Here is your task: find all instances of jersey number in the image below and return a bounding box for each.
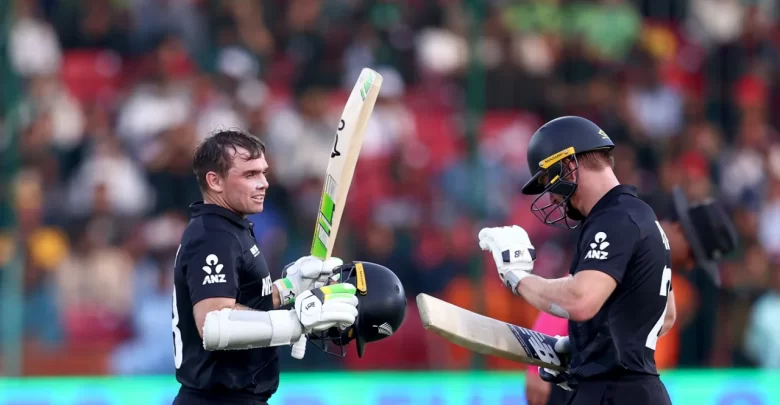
[172,244,183,369]
[172,286,183,369]
[645,266,672,350]
[655,221,671,250]
[646,223,672,350]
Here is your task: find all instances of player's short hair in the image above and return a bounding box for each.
[576,149,615,170]
[192,129,266,191]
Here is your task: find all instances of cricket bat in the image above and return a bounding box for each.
[291,68,383,359]
[416,293,568,371]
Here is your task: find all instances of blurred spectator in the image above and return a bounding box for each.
[110,248,176,375]
[265,82,335,189]
[15,169,67,346]
[758,175,780,257]
[718,108,775,207]
[9,0,61,77]
[359,67,417,160]
[625,49,684,141]
[66,136,153,218]
[744,260,780,368]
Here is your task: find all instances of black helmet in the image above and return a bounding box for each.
[521,116,615,229]
[308,261,407,358]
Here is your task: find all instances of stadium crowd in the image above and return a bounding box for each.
[1,0,779,375]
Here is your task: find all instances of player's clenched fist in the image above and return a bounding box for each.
[539,335,573,391]
[295,283,358,333]
[275,256,344,306]
[478,226,536,293]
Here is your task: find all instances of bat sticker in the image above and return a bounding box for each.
[507,324,565,367]
[331,120,345,158]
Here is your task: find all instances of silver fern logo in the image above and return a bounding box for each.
[375,322,394,336]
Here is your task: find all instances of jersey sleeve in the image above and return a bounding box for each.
[184,231,241,305]
[574,212,639,284]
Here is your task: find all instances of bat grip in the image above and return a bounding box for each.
[291,336,306,359]
[294,251,330,359]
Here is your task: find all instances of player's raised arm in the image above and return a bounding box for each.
[560,212,639,321]
[478,213,640,321]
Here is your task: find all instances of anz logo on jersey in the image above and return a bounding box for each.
[585,232,610,260]
[202,254,227,285]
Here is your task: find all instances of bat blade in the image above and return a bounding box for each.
[311,68,383,259]
[292,68,382,360]
[416,293,568,371]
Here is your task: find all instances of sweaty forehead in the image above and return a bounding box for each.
[228,146,267,171]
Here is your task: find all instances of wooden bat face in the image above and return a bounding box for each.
[417,293,568,371]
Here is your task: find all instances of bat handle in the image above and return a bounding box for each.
[291,335,306,359]
[292,253,329,359]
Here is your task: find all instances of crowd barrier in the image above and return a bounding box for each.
[1,371,778,404]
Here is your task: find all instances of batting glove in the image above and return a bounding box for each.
[295,283,358,333]
[539,335,573,391]
[275,256,343,306]
[478,225,536,294]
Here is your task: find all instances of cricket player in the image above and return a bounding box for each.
[171,130,405,404]
[523,184,738,405]
[479,116,676,405]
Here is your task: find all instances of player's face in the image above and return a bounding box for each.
[224,147,269,216]
[539,173,568,207]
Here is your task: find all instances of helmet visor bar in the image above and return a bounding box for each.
[529,156,581,229]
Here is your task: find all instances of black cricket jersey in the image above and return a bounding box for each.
[172,202,279,402]
[567,185,672,383]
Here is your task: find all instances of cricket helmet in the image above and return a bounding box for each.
[521,116,615,229]
[308,261,407,358]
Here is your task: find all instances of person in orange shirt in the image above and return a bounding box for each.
[524,185,738,405]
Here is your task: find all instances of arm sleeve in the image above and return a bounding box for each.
[184,231,241,305]
[574,212,639,284]
[526,312,569,374]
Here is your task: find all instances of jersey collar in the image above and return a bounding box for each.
[588,184,638,216]
[189,201,254,230]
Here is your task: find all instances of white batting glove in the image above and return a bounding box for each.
[295,283,358,333]
[539,335,573,391]
[274,256,343,306]
[478,225,536,294]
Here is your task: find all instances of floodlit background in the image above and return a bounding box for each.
[0,0,779,404]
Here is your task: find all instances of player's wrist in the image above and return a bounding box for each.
[273,278,297,306]
[504,269,530,295]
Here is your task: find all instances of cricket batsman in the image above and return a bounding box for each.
[171,130,406,405]
[523,182,738,405]
[479,116,682,405]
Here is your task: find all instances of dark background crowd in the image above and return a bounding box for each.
[0,0,779,376]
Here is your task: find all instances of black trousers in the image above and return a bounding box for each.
[173,390,269,405]
[566,375,672,405]
[547,384,574,405]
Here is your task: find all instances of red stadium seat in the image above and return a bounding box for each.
[60,50,123,105]
[412,111,462,173]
